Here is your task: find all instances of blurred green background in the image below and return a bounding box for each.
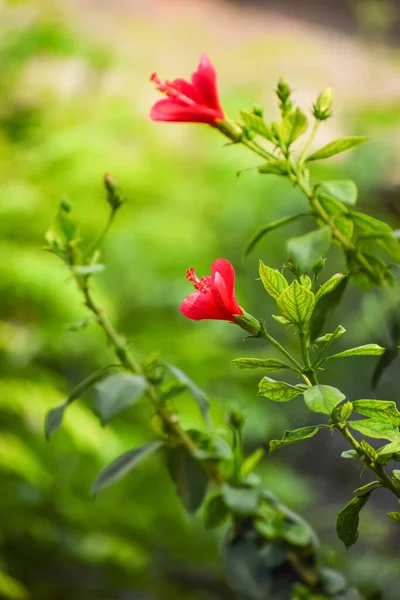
[1,0,400,598]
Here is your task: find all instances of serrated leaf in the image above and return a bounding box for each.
[92,440,163,494]
[244,213,308,256]
[164,364,209,425]
[73,264,105,276]
[387,512,400,523]
[326,344,385,360]
[269,425,327,453]
[258,377,302,402]
[352,400,400,426]
[287,226,332,272]
[232,358,292,371]
[303,385,346,415]
[94,374,147,425]
[319,180,358,206]
[240,110,274,140]
[306,137,368,162]
[277,280,315,325]
[222,485,260,517]
[315,274,347,302]
[259,262,288,300]
[167,446,208,514]
[280,108,308,146]
[336,491,372,549]
[203,494,230,530]
[349,418,400,442]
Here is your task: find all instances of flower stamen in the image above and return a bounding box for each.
[150,73,195,106]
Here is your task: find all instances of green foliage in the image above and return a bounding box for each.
[232,357,292,371]
[166,446,208,514]
[276,281,315,324]
[318,180,358,206]
[259,262,288,299]
[336,491,372,549]
[306,137,368,162]
[287,226,332,272]
[258,377,303,402]
[303,385,345,416]
[269,425,327,454]
[94,373,147,425]
[245,213,308,256]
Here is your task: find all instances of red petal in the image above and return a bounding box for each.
[171,78,202,103]
[150,98,220,124]
[212,259,243,316]
[191,54,224,117]
[180,290,231,321]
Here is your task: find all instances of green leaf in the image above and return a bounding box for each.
[352,400,400,426]
[351,211,392,234]
[376,442,400,464]
[353,481,381,495]
[387,512,400,523]
[73,264,105,276]
[232,358,292,372]
[277,280,315,325]
[258,377,303,403]
[318,180,358,206]
[0,570,29,600]
[271,315,291,325]
[287,226,332,272]
[92,440,163,494]
[315,325,346,344]
[269,425,327,453]
[349,418,400,442]
[167,446,208,514]
[326,344,385,360]
[94,373,147,425]
[158,380,188,401]
[258,160,289,176]
[241,448,265,475]
[341,449,359,459]
[244,213,308,256]
[306,137,368,162]
[303,385,346,415]
[310,277,348,341]
[164,364,209,425]
[315,274,347,302]
[280,108,308,146]
[393,469,400,481]
[240,110,274,140]
[45,366,115,438]
[259,262,288,300]
[318,192,348,215]
[203,494,230,530]
[336,491,372,549]
[222,485,260,517]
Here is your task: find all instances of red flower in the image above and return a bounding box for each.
[180,259,243,322]
[150,54,224,126]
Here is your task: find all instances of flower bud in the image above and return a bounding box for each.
[235,311,263,337]
[227,405,246,430]
[252,104,264,118]
[276,77,291,105]
[104,173,124,210]
[313,87,334,121]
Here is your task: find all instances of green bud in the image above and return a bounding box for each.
[235,311,263,337]
[276,77,291,104]
[104,173,124,210]
[341,401,353,422]
[313,87,334,121]
[60,196,72,213]
[227,404,246,430]
[216,118,243,142]
[252,103,264,118]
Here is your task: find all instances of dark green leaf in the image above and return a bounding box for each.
[94,374,147,425]
[349,418,400,442]
[167,446,208,514]
[277,281,315,325]
[164,364,209,425]
[303,385,346,415]
[244,213,308,256]
[258,377,303,402]
[287,226,332,272]
[269,425,327,453]
[158,380,187,401]
[319,180,358,206]
[232,358,292,371]
[259,262,288,300]
[326,344,385,360]
[73,264,105,276]
[203,494,230,529]
[222,485,260,517]
[240,110,274,140]
[310,277,348,341]
[306,137,368,162]
[352,400,400,426]
[92,440,163,494]
[336,491,372,549]
[45,402,68,440]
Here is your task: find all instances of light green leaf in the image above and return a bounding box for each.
[352,400,400,426]
[336,491,372,549]
[303,385,346,415]
[319,180,358,206]
[94,373,147,425]
[164,363,209,425]
[73,264,105,276]
[341,449,359,459]
[287,226,332,272]
[167,446,208,514]
[376,442,400,464]
[353,481,381,495]
[92,440,164,494]
[326,344,385,360]
[244,213,308,256]
[269,425,327,453]
[277,280,315,325]
[259,261,288,300]
[258,160,289,176]
[272,315,291,325]
[232,358,292,371]
[315,274,347,302]
[241,448,265,475]
[280,108,308,146]
[349,418,400,442]
[240,110,274,140]
[0,570,29,600]
[222,484,260,517]
[387,512,400,524]
[258,377,303,402]
[392,469,400,481]
[306,137,368,162]
[315,325,346,344]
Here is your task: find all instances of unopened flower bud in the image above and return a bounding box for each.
[104,173,124,210]
[313,87,334,121]
[227,405,246,430]
[276,77,291,105]
[252,104,264,118]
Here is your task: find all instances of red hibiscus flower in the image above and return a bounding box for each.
[180,258,243,322]
[150,54,224,126]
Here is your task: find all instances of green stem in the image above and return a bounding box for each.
[298,327,318,386]
[297,119,320,165]
[87,208,117,257]
[241,137,279,162]
[260,328,303,371]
